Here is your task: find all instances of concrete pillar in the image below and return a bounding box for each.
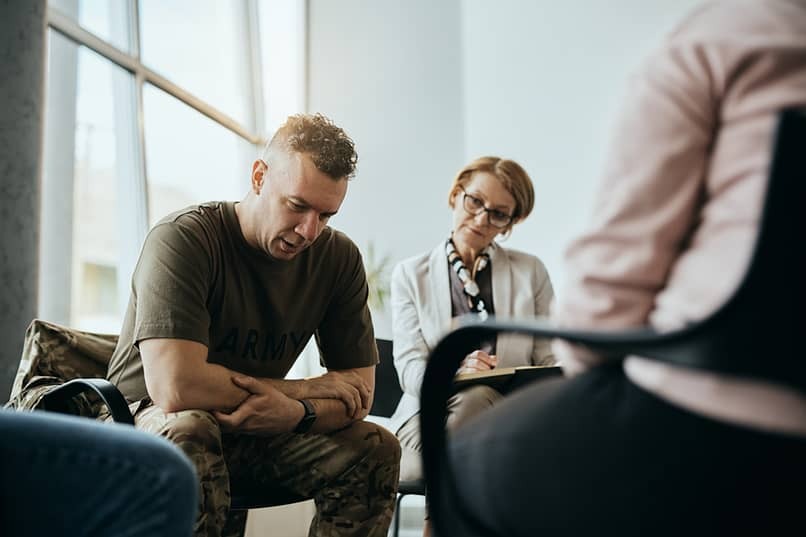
[0,0,47,401]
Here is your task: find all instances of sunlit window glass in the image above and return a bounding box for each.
[142,84,253,226]
[40,0,304,337]
[49,0,132,53]
[41,30,140,333]
[257,0,306,135]
[139,0,253,128]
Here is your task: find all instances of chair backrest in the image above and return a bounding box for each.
[369,338,402,418]
[627,107,805,389]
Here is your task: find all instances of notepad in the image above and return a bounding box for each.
[453,365,563,394]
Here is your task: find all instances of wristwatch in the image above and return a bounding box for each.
[294,399,316,433]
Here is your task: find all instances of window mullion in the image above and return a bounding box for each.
[246,0,266,141]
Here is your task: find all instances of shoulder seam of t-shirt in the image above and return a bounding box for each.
[134,321,210,348]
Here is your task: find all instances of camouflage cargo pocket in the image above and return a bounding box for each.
[5,375,98,416]
[6,319,118,415]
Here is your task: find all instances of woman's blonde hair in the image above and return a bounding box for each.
[448,156,535,227]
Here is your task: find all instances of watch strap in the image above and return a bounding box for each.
[294,399,316,433]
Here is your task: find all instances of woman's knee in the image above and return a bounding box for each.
[447,385,502,429]
[398,443,422,482]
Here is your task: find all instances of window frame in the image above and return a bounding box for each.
[39,0,297,329]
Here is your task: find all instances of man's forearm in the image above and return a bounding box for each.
[262,378,307,400]
[152,361,250,413]
[262,370,374,419]
[140,338,251,414]
[204,369,375,435]
[305,398,367,433]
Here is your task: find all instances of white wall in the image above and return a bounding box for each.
[308,0,465,337]
[307,0,703,329]
[461,0,702,297]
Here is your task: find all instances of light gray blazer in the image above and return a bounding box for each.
[389,241,555,433]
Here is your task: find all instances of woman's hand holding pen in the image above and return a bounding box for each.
[456,349,498,375]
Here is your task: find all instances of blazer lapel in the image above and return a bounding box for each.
[489,242,512,312]
[427,242,452,347]
[489,243,515,362]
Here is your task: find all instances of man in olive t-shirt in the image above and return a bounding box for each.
[105,114,400,537]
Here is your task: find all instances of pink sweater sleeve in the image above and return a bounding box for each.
[553,33,717,373]
[554,0,806,376]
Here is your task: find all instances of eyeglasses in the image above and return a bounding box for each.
[459,187,513,229]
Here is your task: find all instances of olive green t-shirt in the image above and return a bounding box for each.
[106,201,378,403]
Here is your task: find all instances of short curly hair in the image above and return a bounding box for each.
[265,113,358,180]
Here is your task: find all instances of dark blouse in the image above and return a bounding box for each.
[448,258,497,354]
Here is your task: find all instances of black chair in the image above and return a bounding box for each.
[419,108,806,537]
[372,338,427,537]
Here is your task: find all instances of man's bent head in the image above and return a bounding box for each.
[239,114,356,261]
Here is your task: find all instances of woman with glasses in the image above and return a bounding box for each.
[389,156,555,534]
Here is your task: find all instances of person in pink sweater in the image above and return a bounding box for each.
[436,2,806,536]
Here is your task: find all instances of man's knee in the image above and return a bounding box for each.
[140,408,229,527]
[334,420,401,480]
[136,407,224,473]
[135,403,218,436]
[335,421,401,501]
[355,420,401,464]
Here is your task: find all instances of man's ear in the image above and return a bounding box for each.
[251,160,267,193]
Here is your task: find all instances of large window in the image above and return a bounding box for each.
[142,85,252,225]
[40,0,305,333]
[139,0,255,128]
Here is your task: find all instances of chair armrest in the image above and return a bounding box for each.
[41,378,135,425]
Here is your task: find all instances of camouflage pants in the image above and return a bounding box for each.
[122,400,400,537]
